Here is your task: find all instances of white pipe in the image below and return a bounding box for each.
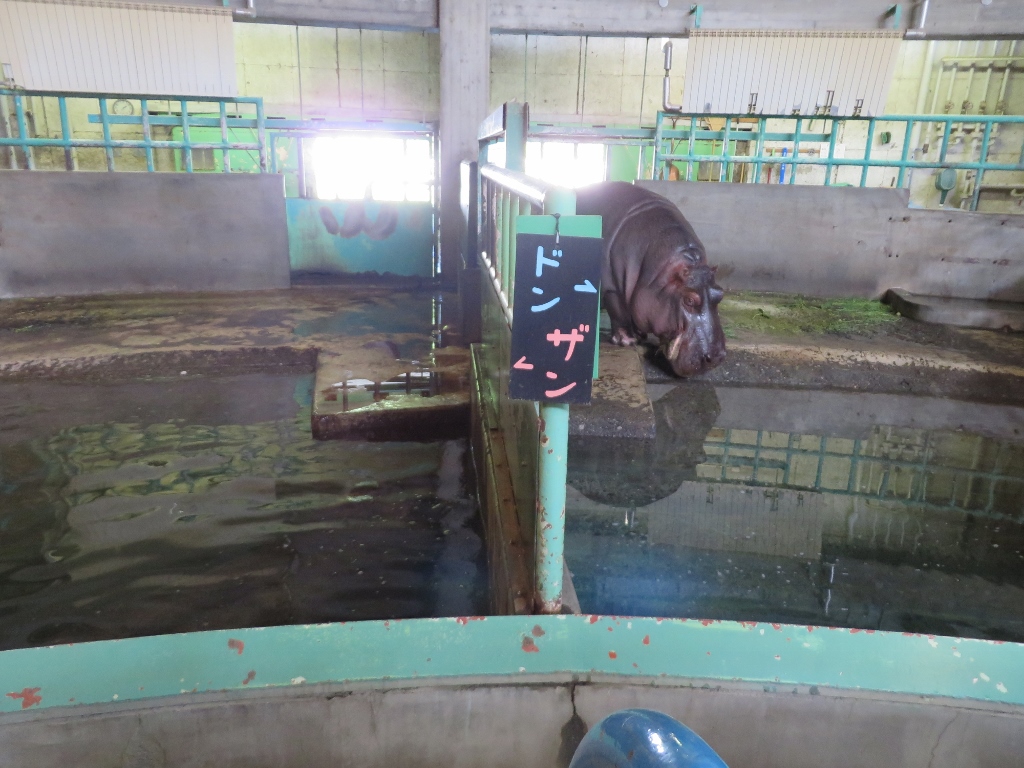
[913,41,937,115]
[980,41,998,113]
[996,40,1018,113]
[911,40,936,156]
[906,0,930,38]
[662,40,682,112]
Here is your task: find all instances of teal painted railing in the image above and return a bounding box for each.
[0,88,267,172]
[0,88,436,190]
[474,102,587,613]
[2,615,1023,714]
[653,110,1024,211]
[478,160,577,613]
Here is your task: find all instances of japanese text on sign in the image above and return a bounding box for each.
[509,227,603,404]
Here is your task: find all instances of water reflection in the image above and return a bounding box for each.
[566,383,1024,640]
[0,374,486,651]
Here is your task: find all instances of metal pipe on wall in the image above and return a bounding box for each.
[906,0,930,38]
[662,40,682,112]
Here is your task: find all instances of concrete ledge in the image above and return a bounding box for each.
[312,348,471,441]
[570,343,656,439]
[0,172,290,298]
[886,288,1024,332]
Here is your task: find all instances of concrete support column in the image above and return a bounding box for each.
[439,0,489,286]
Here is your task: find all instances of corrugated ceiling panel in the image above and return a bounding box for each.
[0,0,236,96]
[682,30,901,116]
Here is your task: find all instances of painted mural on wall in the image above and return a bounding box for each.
[287,199,434,278]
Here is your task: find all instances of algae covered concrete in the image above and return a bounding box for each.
[643,290,1024,407]
[0,286,470,441]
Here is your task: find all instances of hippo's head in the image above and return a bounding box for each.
[638,259,727,377]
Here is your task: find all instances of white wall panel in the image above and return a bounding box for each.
[682,30,901,116]
[0,0,235,95]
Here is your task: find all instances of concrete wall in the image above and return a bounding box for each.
[637,180,1024,301]
[24,0,1024,37]
[2,678,1024,768]
[0,172,290,298]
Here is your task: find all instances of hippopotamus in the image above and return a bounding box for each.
[574,182,726,377]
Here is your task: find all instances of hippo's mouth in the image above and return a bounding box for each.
[663,333,685,362]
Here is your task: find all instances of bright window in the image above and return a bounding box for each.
[485,140,607,188]
[526,141,606,188]
[311,135,433,202]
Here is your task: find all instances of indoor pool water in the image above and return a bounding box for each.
[566,383,1024,641]
[0,373,487,651]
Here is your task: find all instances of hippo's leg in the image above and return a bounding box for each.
[604,290,639,347]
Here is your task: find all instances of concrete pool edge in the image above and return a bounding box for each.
[2,614,1021,715]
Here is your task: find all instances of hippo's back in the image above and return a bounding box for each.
[575,182,703,257]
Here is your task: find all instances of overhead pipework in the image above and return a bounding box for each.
[906,0,930,38]
[662,40,682,113]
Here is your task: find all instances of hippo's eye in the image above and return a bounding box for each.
[683,293,702,310]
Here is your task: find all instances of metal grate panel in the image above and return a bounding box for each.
[0,0,235,96]
[682,30,901,117]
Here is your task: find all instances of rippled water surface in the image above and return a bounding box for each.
[0,374,486,651]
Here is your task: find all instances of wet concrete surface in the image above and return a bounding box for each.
[640,291,1024,405]
[0,373,487,652]
[0,287,471,441]
[566,382,1024,641]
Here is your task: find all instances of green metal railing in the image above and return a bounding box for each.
[0,88,267,172]
[654,111,1024,211]
[474,102,587,613]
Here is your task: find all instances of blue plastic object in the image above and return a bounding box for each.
[569,709,729,768]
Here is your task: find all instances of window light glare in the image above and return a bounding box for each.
[311,135,433,202]
[525,141,607,189]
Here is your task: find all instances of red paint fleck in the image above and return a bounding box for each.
[632,663,638,668]
[850,629,862,634]
[740,621,757,629]
[455,616,485,625]
[242,671,256,686]
[706,651,711,656]
[700,619,714,627]
[607,627,613,632]
[6,688,42,709]
[642,635,650,645]
[807,626,815,632]
[522,636,540,653]
[608,651,617,659]
[228,638,244,655]
[589,616,599,624]
[865,630,876,635]
[384,621,390,630]
[771,623,782,631]
[532,625,546,638]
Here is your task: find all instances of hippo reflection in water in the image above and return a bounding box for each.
[575,182,727,377]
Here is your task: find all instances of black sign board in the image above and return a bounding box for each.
[508,229,603,404]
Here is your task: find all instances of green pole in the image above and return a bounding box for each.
[535,185,576,614]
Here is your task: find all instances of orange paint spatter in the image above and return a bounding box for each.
[6,688,41,709]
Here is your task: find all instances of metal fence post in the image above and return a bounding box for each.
[535,184,576,614]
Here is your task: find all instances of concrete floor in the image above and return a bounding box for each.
[2,286,1020,398]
